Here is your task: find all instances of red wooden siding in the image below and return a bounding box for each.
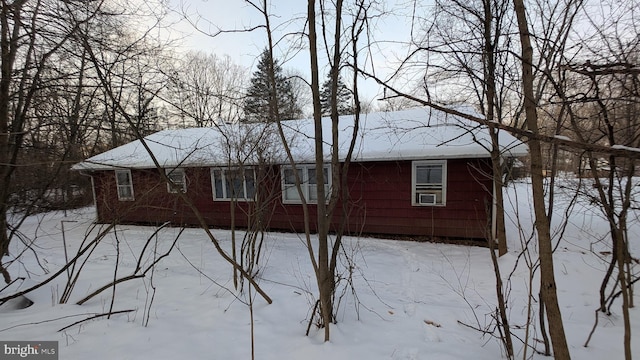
[91,158,494,241]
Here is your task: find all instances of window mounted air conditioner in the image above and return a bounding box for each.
[419,193,437,205]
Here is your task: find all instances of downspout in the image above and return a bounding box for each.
[79,170,98,222]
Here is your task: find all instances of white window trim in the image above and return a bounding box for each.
[165,168,187,193]
[211,167,256,201]
[115,169,134,201]
[411,160,447,206]
[281,164,331,204]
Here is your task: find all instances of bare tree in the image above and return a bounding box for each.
[0,0,115,283]
[208,121,284,290]
[360,0,589,356]
[76,17,274,305]
[512,0,571,358]
[237,0,380,341]
[81,23,170,146]
[168,51,247,127]
[382,0,521,354]
[301,0,378,341]
[551,9,638,359]
[514,1,640,357]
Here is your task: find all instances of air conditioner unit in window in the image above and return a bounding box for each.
[419,193,437,205]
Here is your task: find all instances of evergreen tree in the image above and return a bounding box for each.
[243,49,303,122]
[319,71,354,116]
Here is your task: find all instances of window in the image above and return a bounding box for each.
[412,160,446,206]
[166,168,186,193]
[115,169,134,201]
[282,165,330,203]
[211,168,256,201]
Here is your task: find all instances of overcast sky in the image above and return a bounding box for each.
[164,0,420,106]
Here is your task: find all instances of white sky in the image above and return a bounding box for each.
[163,0,419,106]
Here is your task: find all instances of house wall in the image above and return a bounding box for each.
[266,159,493,240]
[91,158,494,240]
[92,167,259,228]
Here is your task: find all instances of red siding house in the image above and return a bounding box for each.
[72,108,527,241]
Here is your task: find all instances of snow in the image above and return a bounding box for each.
[1,179,638,359]
[72,108,528,171]
[611,144,640,152]
[554,135,572,141]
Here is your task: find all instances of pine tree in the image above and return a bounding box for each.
[243,49,303,122]
[319,71,354,116]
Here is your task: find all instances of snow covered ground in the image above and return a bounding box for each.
[0,179,638,359]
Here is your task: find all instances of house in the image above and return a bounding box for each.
[72,107,528,241]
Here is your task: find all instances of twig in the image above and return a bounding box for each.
[76,274,145,305]
[606,275,640,313]
[0,277,25,294]
[107,228,121,319]
[175,246,247,305]
[0,223,116,304]
[306,300,320,336]
[456,320,494,335]
[57,309,135,332]
[0,313,92,333]
[584,308,600,347]
[75,228,183,305]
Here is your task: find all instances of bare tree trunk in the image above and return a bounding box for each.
[480,1,513,354]
[614,226,632,360]
[487,218,514,358]
[231,191,238,289]
[539,292,551,355]
[481,0,508,258]
[512,0,570,358]
[308,0,332,342]
[617,166,633,360]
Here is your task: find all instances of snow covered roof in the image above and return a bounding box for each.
[72,107,528,171]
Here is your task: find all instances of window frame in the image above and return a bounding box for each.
[411,160,447,206]
[114,169,135,201]
[281,164,331,204]
[165,168,187,193]
[210,167,256,201]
